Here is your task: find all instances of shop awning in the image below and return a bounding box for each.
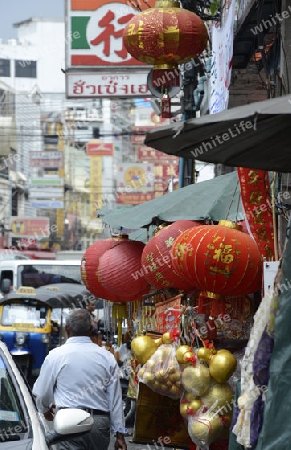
[102,171,243,230]
[144,94,291,173]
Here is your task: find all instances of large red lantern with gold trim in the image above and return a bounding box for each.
[98,239,150,301]
[80,239,122,301]
[123,0,208,69]
[141,220,202,290]
[171,221,263,296]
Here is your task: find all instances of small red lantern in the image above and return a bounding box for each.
[80,239,121,302]
[141,220,202,290]
[171,221,263,296]
[123,0,208,70]
[98,239,150,301]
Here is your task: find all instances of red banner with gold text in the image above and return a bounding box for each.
[237,168,275,260]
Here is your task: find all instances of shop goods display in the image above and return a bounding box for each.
[138,343,183,399]
[80,238,121,301]
[141,220,200,290]
[123,0,208,69]
[98,239,149,300]
[171,221,262,296]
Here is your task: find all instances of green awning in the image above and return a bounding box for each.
[102,171,244,230]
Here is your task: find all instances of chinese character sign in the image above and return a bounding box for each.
[90,156,103,219]
[67,0,155,68]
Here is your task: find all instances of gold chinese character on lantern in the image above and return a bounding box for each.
[213,243,234,264]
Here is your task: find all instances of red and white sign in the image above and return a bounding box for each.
[116,192,155,205]
[66,72,151,98]
[66,0,155,97]
[86,140,114,156]
[10,217,50,238]
[137,146,179,162]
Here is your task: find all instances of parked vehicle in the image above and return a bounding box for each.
[0,259,82,295]
[0,283,93,382]
[0,339,93,448]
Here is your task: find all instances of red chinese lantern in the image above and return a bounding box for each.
[123,0,208,117]
[98,239,150,301]
[171,220,263,296]
[123,0,208,70]
[80,239,122,302]
[141,220,202,290]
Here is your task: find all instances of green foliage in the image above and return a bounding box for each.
[210,0,220,16]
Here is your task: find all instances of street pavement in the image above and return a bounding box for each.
[108,427,180,450]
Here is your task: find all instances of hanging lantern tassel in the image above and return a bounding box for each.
[161,94,172,118]
[112,303,127,346]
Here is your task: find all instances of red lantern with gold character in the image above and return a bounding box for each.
[171,221,263,296]
[141,220,201,290]
[123,0,208,70]
[98,239,150,301]
[80,239,121,302]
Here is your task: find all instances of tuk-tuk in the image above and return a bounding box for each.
[0,283,95,383]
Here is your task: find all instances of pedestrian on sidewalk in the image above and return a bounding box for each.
[32,308,127,450]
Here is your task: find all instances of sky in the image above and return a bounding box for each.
[0,0,65,40]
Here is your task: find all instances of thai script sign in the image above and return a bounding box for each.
[66,72,151,98]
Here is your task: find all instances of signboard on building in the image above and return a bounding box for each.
[29,151,64,169]
[30,177,64,186]
[116,192,155,205]
[10,217,50,237]
[29,187,64,199]
[86,140,114,156]
[90,156,103,219]
[66,72,151,98]
[137,146,179,163]
[65,0,155,98]
[30,200,64,209]
[116,163,154,193]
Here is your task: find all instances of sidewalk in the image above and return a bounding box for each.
[108,427,180,450]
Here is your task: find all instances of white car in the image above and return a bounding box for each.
[0,341,93,449]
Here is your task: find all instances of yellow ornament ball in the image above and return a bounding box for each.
[180,402,189,417]
[176,345,193,364]
[201,382,234,414]
[197,346,217,363]
[209,349,237,383]
[182,364,212,396]
[131,335,160,365]
[162,332,173,344]
[189,412,224,445]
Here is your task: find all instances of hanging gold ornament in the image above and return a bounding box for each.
[131,335,162,365]
[197,346,217,362]
[201,382,234,413]
[209,349,237,383]
[181,364,212,396]
[189,412,225,446]
[176,344,193,364]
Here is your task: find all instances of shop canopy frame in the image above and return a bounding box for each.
[144,94,291,173]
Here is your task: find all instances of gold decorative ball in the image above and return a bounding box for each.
[162,332,173,344]
[201,383,234,413]
[180,402,189,417]
[197,346,217,362]
[131,336,160,365]
[189,412,224,445]
[188,399,203,414]
[176,345,192,364]
[184,391,197,402]
[209,349,237,383]
[142,371,155,384]
[182,364,212,396]
[169,371,181,383]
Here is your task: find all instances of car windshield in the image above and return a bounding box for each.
[0,355,28,441]
[1,304,48,328]
[18,264,82,288]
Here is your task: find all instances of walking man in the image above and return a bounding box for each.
[32,309,127,450]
